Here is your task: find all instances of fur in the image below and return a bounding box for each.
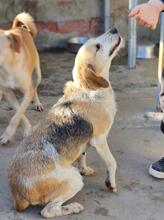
[8,28,124,217]
[0,12,43,144]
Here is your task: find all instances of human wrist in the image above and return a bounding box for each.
[148,0,164,12]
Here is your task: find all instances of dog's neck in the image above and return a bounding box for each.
[72,65,111,89]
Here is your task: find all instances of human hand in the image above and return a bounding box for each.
[129,0,164,29]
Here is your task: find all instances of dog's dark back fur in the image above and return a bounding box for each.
[15,101,93,161]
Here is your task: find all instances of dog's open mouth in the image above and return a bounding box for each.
[109,36,121,56]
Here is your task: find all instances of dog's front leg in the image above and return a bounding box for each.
[90,135,117,192]
[78,152,94,176]
[0,86,34,144]
[33,56,43,112]
[3,89,32,137]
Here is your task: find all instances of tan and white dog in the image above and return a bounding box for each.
[8,28,124,217]
[0,12,43,144]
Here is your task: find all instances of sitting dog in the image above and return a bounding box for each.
[0,12,43,144]
[8,28,124,217]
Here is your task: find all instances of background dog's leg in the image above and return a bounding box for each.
[33,56,43,112]
[0,86,34,144]
[41,167,84,218]
[78,152,94,176]
[90,135,117,192]
[3,89,32,137]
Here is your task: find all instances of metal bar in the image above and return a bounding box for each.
[156,12,164,110]
[128,0,138,69]
[104,0,110,32]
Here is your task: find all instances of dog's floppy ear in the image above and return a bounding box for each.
[7,33,21,53]
[79,63,109,90]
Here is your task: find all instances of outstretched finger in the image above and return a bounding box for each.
[128,7,140,18]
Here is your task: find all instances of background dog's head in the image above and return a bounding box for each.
[73,28,124,90]
[0,12,36,65]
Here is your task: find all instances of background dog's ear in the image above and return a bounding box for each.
[79,64,109,90]
[7,33,21,53]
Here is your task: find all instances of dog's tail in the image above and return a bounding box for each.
[12,12,37,38]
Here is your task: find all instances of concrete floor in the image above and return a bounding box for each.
[0,52,163,220]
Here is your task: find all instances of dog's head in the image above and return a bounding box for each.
[73,28,124,90]
[0,30,21,63]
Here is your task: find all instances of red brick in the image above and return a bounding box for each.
[0,17,102,35]
[90,17,102,34]
[57,0,74,4]
[36,22,57,32]
[0,23,11,30]
[56,20,90,34]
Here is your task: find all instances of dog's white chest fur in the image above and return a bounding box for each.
[89,88,117,121]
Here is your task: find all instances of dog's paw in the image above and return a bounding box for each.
[80,166,95,176]
[41,202,84,217]
[62,202,84,215]
[109,186,117,193]
[36,103,44,112]
[41,204,62,218]
[105,179,117,192]
[0,133,10,145]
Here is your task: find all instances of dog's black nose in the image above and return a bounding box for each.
[110,27,118,34]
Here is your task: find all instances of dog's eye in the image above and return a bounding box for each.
[95,44,101,51]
